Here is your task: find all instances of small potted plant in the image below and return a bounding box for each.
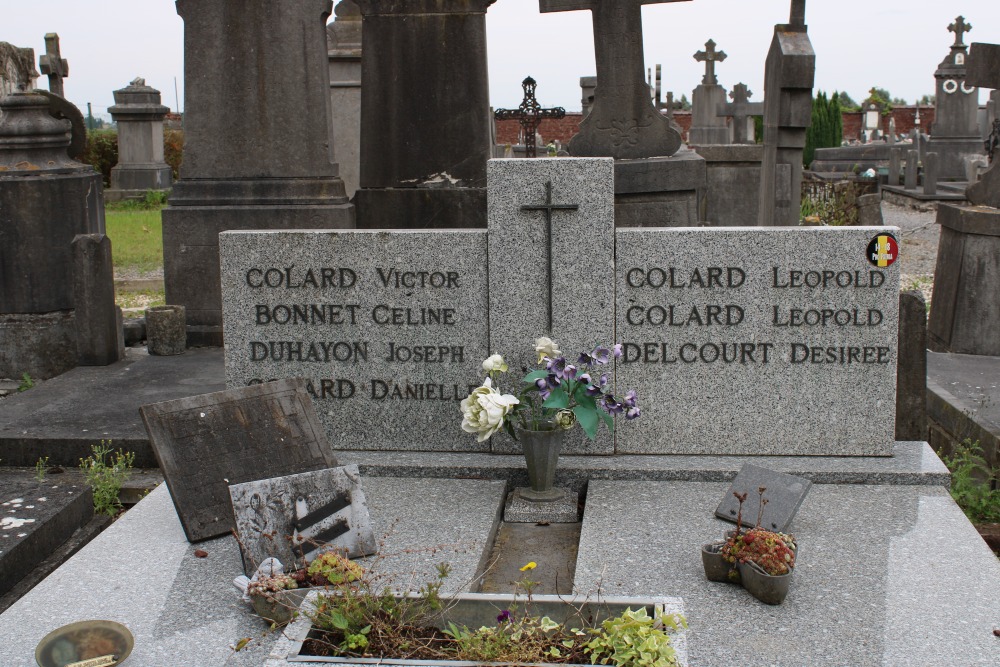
[461,337,640,499]
[247,573,299,624]
[703,487,798,605]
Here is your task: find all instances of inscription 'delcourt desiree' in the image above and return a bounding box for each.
[242,262,894,403]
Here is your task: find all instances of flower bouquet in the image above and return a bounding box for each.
[460,337,639,501]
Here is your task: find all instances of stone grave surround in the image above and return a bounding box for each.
[221,158,900,458]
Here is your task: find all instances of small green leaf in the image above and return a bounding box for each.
[523,369,548,383]
[574,405,599,439]
[543,388,570,410]
[599,408,614,429]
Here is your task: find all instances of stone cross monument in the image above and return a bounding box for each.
[495,77,567,158]
[719,83,763,145]
[757,0,815,226]
[927,15,983,180]
[688,39,730,145]
[38,33,68,98]
[538,0,689,159]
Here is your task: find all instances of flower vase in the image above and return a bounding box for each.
[736,561,794,605]
[515,421,564,502]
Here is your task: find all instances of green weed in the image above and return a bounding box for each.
[939,440,1000,524]
[79,441,135,517]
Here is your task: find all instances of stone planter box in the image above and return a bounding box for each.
[264,590,687,666]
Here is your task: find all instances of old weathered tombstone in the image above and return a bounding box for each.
[688,39,730,145]
[353,0,493,230]
[139,379,340,542]
[106,78,173,201]
[495,77,566,158]
[0,42,38,96]
[719,83,763,145]
[888,147,902,185]
[0,92,104,380]
[580,75,597,118]
[540,1,706,227]
[758,0,815,227]
[327,0,362,198]
[219,229,490,452]
[539,0,683,159]
[896,290,927,441]
[163,0,355,346]
[927,16,984,180]
[714,464,812,532]
[71,234,125,367]
[488,158,615,455]
[229,465,376,574]
[923,152,939,195]
[904,149,919,190]
[38,33,68,98]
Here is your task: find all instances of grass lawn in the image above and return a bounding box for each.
[105,207,164,276]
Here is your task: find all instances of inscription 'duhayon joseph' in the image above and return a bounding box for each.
[242,263,895,402]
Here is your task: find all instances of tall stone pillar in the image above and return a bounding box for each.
[0,92,105,379]
[327,1,363,198]
[164,0,355,344]
[353,0,494,229]
[928,16,984,180]
[107,78,173,200]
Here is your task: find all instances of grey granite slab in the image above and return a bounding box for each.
[575,480,1000,666]
[220,229,490,452]
[616,226,900,456]
[714,463,812,532]
[504,488,579,523]
[487,157,616,456]
[229,465,376,574]
[0,477,506,667]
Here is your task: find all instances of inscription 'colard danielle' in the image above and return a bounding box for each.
[248,377,479,402]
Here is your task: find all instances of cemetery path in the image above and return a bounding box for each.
[883,201,938,305]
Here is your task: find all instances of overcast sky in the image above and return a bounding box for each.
[2,0,994,120]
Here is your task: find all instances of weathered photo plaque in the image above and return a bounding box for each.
[229,464,377,574]
[139,379,339,542]
[715,463,813,532]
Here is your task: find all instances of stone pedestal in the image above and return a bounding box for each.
[327,1,362,198]
[353,0,493,229]
[695,144,762,227]
[146,305,187,356]
[688,84,730,145]
[614,151,707,227]
[72,234,125,366]
[165,0,355,343]
[0,92,104,379]
[928,204,1000,355]
[106,79,173,200]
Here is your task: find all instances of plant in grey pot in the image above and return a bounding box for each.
[460,337,640,499]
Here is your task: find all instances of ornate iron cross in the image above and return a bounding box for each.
[39,33,69,98]
[694,39,727,86]
[520,181,579,333]
[495,77,566,158]
[948,16,972,47]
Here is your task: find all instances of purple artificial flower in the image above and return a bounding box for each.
[548,357,567,378]
[592,346,612,365]
[626,406,641,420]
[623,390,638,408]
[599,374,610,388]
[586,383,604,397]
[497,609,514,624]
[546,372,562,388]
[602,395,624,415]
[535,377,552,400]
[578,351,595,366]
[562,364,577,380]
[578,373,592,386]
[612,343,623,359]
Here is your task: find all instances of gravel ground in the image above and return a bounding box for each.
[882,200,939,305]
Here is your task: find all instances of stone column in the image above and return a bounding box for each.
[107,78,173,200]
[888,148,901,186]
[0,92,105,379]
[164,0,355,344]
[923,152,939,195]
[353,0,494,229]
[327,1,362,198]
[904,150,918,190]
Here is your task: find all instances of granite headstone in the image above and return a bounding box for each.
[139,379,340,542]
[229,464,376,575]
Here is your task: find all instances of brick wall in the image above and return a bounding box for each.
[842,106,937,141]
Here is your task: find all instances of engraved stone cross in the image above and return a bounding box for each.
[38,33,69,98]
[694,39,727,86]
[948,16,972,47]
[520,181,579,333]
[538,0,690,159]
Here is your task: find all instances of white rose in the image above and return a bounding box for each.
[482,354,508,373]
[460,378,519,442]
[534,336,561,363]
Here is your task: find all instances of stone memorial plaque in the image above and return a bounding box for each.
[616,227,900,456]
[220,229,490,451]
[139,379,338,542]
[715,464,813,532]
[229,464,376,574]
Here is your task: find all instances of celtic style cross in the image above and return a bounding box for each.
[948,16,972,47]
[538,0,689,159]
[521,181,579,333]
[495,77,566,158]
[39,33,69,98]
[694,39,727,86]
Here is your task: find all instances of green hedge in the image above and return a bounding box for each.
[80,129,184,187]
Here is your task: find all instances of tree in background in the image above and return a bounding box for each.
[829,92,843,148]
[917,94,936,106]
[804,91,842,168]
[837,91,860,111]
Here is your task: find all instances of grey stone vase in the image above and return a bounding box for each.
[515,420,565,502]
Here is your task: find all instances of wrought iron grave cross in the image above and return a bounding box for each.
[538,0,689,159]
[520,181,579,333]
[39,33,69,98]
[694,39,727,86]
[494,77,566,158]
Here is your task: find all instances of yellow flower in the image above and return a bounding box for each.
[519,561,537,571]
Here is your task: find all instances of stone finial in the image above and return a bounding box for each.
[130,77,146,87]
[694,39,727,86]
[948,16,972,48]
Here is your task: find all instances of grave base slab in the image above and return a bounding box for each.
[504,488,579,523]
